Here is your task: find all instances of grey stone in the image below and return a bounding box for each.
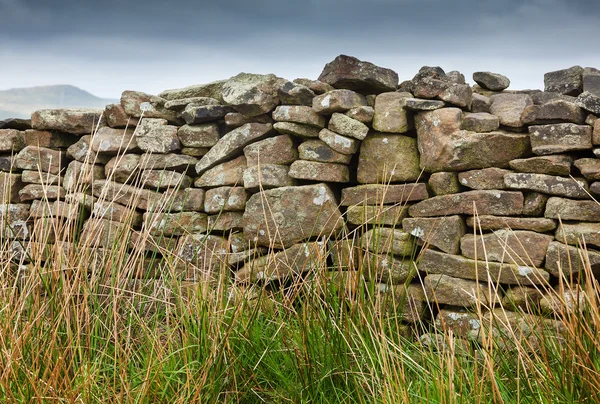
[273,122,320,138]
[164,97,220,111]
[545,241,600,278]
[473,71,510,91]
[181,104,234,124]
[372,92,411,133]
[221,73,284,117]
[489,93,533,127]
[471,93,491,113]
[504,173,589,199]
[159,80,226,102]
[402,215,466,254]
[318,54,398,93]
[312,89,367,115]
[293,78,335,94]
[105,103,139,128]
[340,184,429,206]
[404,98,445,111]
[523,192,549,216]
[31,108,105,134]
[576,91,600,115]
[277,81,315,106]
[429,172,461,195]
[328,113,369,140]
[242,164,296,191]
[555,222,600,249]
[177,123,220,148]
[91,127,139,155]
[289,160,350,183]
[194,155,247,188]
[0,129,25,152]
[544,66,583,96]
[204,186,248,214]
[529,123,592,155]
[408,190,524,217]
[424,274,500,307]
[243,134,297,166]
[357,134,421,183]
[135,118,180,153]
[120,90,179,122]
[574,158,600,180]
[466,216,557,233]
[272,105,325,128]
[14,146,66,175]
[298,140,352,164]
[345,106,374,123]
[545,197,600,222]
[458,168,512,190]
[461,112,499,132]
[509,155,573,176]
[522,100,586,125]
[318,129,359,155]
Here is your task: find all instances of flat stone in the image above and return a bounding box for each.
[576,91,600,114]
[139,170,192,190]
[243,183,344,248]
[277,81,315,106]
[194,155,247,188]
[529,123,592,155]
[361,228,415,257]
[458,168,512,190]
[120,90,179,121]
[502,286,544,310]
[328,113,369,140]
[345,204,409,226]
[104,103,138,128]
[23,130,78,149]
[180,147,209,157]
[31,108,105,134]
[583,67,600,97]
[312,89,367,115]
[67,135,108,165]
[545,241,600,278]
[64,160,105,192]
[224,112,273,129]
[0,204,31,239]
[30,200,83,220]
[428,172,461,195]
[522,100,586,125]
[143,211,207,237]
[138,153,198,173]
[466,216,557,233]
[14,146,66,175]
[372,92,411,133]
[404,98,445,111]
[207,211,244,231]
[418,249,550,286]
[204,186,247,214]
[376,283,427,323]
[273,122,320,138]
[504,173,589,199]
[544,66,583,96]
[402,215,466,254]
[341,183,429,206]
[21,170,62,185]
[435,309,482,340]
[489,93,533,127]
[461,230,553,267]
[574,158,600,180]
[221,73,284,117]
[105,154,140,183]
[298,140,352,164]
[357,134,421,183]
[318,128,359,155]
[195,123,273,174]
[272,106,325,128]
[408,190,524,217]
[159,80,226,102]
[0,118,30,130]
[461,112,499,132]
[318,55,398,93]
[19,184,65,201]
[0,129,25,152]
[243,134,297,166]
[424,274,499,307]
[242,164,296,191]
[523,192,549,216]
[293,78,335,95]
[289,160,349,183]
[164,97,220,110]
[595,120,600,145]
[88,199,142,226]
[473,71,510,91]
[471,93,491,113]
[0,173,23,203]
[135,118,180,153]
[90,127,138,155]
[181,105,234,124]
[545,197,600,222]
[345,106,374,123]
[439,83,472,108]
[555,222,600,249]
[177,123,220,148]
[364,252,415,284]
[532,92,576,105]
[175,233,238,280]
[509,155,573,175]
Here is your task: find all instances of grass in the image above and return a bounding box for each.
[1,124,600,402]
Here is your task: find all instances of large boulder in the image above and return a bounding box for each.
[318,55,398,94]
[221,73,284,117]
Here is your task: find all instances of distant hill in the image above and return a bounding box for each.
[0,85,118,120]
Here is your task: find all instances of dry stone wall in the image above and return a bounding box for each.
[2,54,600,341]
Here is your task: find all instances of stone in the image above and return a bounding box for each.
[273,122,320,138]
[235,242,326,283]
[139,154,198,173]
[243,135,297,166]
[243,183,344,248]
[357,134,421,183]
[574,158,600,180]
[164,97,220,110]
[207,211,245,231]
[204,186,247,214]
[89,200,142,226]
[447,71,466,84]
[509,155,573,176]
[461,230,553,267]
[31,108,105,134]
[224,112,273,129]
[592,182,600,195]
[424,274,499,307]
[181,105,234,124]
[489,93,533,128]
[242,164,296,191]
[0,173,23,203]
[523,192,549,216]
[105,154,140,183]
[143,211,207,237]
[522,100,586,125]
[312,89,367,115]
[318,129,360,155]
[544,66,583,96]
[196,123,273,174]
[91,127,138,155]
[428,172,461,195]
[221,73,283,117]
[471,93,491,113]
[30,200,84,221]
[181,147,210,157]
[21,170,62,185]
[104,103,138,128]
[544,197,600,222]
[0,204,31,239]
[583,67,600,97]
[575,91,600,114]
[23,130,78,149]
[0,129,25,152]
[404,98,445,111]
[194,156,247,188]
[418,249,550,286]
[298,140,352,164]
[18,184,65,201]
[328,113,369,140]
[545,241,600,278]
[411,66,450,99]
[135,118,180,153]
[466,216,556,233]
[502,286,544,310]
[14,146,66,175]
[461,112,499,132]
[473,71,510,91]
[120,90,179,121]
[345,106,374,123]
[364,252,415,284]
[139,170,192,190]
[415,108,530,172]
[272,106,325,128]
[289,160,349,183]
[361,228,415,257]
[159,80,226,102]
[540,286,587,313]
[435,309,482,340]
[345,204,409,226]
[529,123,592,155]
[504,173,589,199]
[293,78,335,94]
[531,92,576,105]
[439,84,472,108]
[0,155,15,172]
[341,183,429,206]
[402,215,466,254]
[372,92,411,133]
[376,283,427,323]
[458,168,512,190]
[408,190,524,217]
[0,118,30,130]
[555,222,600,249]
[64,160,105,192]
[177,123,220,148]
[277,81,315,106]
[318,55,398,93]
[595,120,600,145]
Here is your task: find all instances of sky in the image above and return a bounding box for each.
[1,0,599,99]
